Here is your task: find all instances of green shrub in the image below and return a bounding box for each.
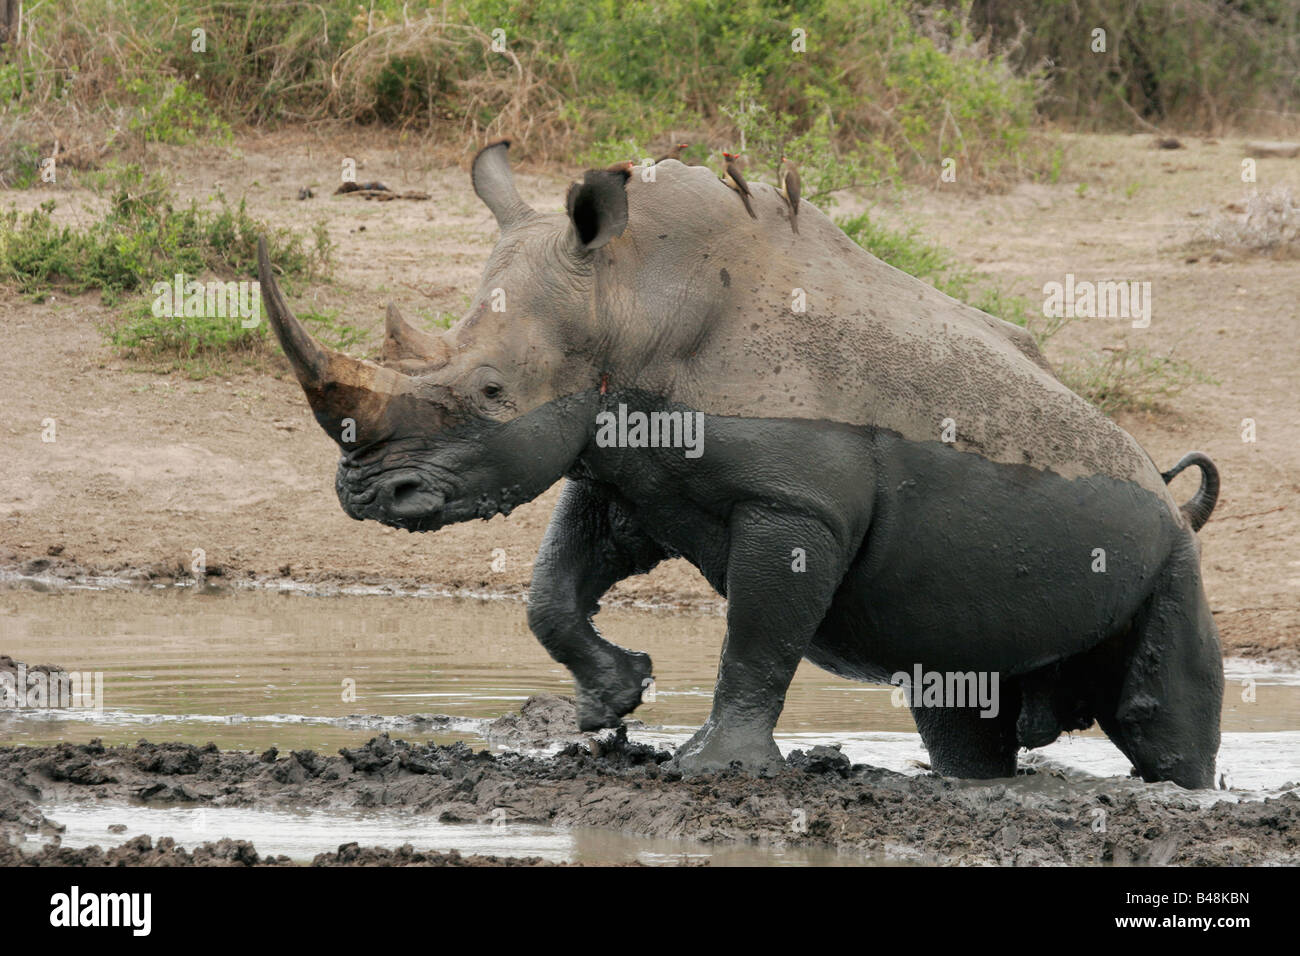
[2,0,1043,185]
[123,78,233,146]
[473,0,1039,181]
[0,165,328,297]
[0,164,332,373]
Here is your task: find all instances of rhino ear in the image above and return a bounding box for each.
[566,168,630,252]
[472,138,536,231]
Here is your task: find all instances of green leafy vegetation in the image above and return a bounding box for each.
[0,165,328,297]
[1,0,1042,185]
[123,78,233,146]
[0,165,331,375]
[414,307,457,331]
[3,1,1293,187]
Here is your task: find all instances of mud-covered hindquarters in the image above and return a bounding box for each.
[2,727,1298,866]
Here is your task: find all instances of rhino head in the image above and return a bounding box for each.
[258,141,633,532]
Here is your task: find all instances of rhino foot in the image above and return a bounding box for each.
[673,720,785,776]
[574,647,653,731]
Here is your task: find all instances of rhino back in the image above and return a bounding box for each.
[609,162,1171,504]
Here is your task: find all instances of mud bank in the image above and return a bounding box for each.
[0,654,65,681]
[2,697,1297,866]
[0,561,725,614]
[1,835,566,867]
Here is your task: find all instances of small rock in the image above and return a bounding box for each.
[788,743,851,775]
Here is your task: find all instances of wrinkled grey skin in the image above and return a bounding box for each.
[258,141,1224,788]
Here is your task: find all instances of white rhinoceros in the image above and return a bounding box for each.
[258,141,1222,787]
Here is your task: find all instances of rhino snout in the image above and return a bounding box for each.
[335,466,446,530]
[382,475,445,519]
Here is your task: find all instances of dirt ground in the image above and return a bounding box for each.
[2,695,1297,866]
[0,129,1295,656]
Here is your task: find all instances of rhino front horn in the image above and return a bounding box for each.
[257,237,410,445]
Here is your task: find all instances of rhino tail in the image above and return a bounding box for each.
[1161,452,1220,532]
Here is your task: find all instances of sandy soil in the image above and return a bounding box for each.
[0,129,1295,655]
[2,695,1297,866]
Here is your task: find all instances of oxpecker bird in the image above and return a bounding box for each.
[720,152,756,219]
[778,156,801,234]
[655,142,689,163]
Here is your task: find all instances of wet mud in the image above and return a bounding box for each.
[0,655,65,681]
[2,696,1297,866]
[1,835,566,867]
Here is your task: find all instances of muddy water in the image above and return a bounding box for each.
[2,583,1299,812]
[34,804,878,866]
[1,584,922,752]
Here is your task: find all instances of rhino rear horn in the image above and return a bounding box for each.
[257,237,410,444]
[566,167,630,251]
[382,303,451,368]
[472,139,536,231]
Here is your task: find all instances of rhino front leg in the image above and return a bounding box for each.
[527,479,666,731]
[675,505,848,774]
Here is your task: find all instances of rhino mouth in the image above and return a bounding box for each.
[336,465,449,532]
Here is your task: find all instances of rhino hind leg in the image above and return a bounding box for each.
[911,690,1022,779]
[1094,546,1224,789]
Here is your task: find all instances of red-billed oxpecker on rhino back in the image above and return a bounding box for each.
[258,139,1224,787]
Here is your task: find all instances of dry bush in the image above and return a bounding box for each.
[326,14,569,161]
[1192,187,1300,258]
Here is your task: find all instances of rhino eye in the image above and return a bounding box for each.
[467,366,508,411]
